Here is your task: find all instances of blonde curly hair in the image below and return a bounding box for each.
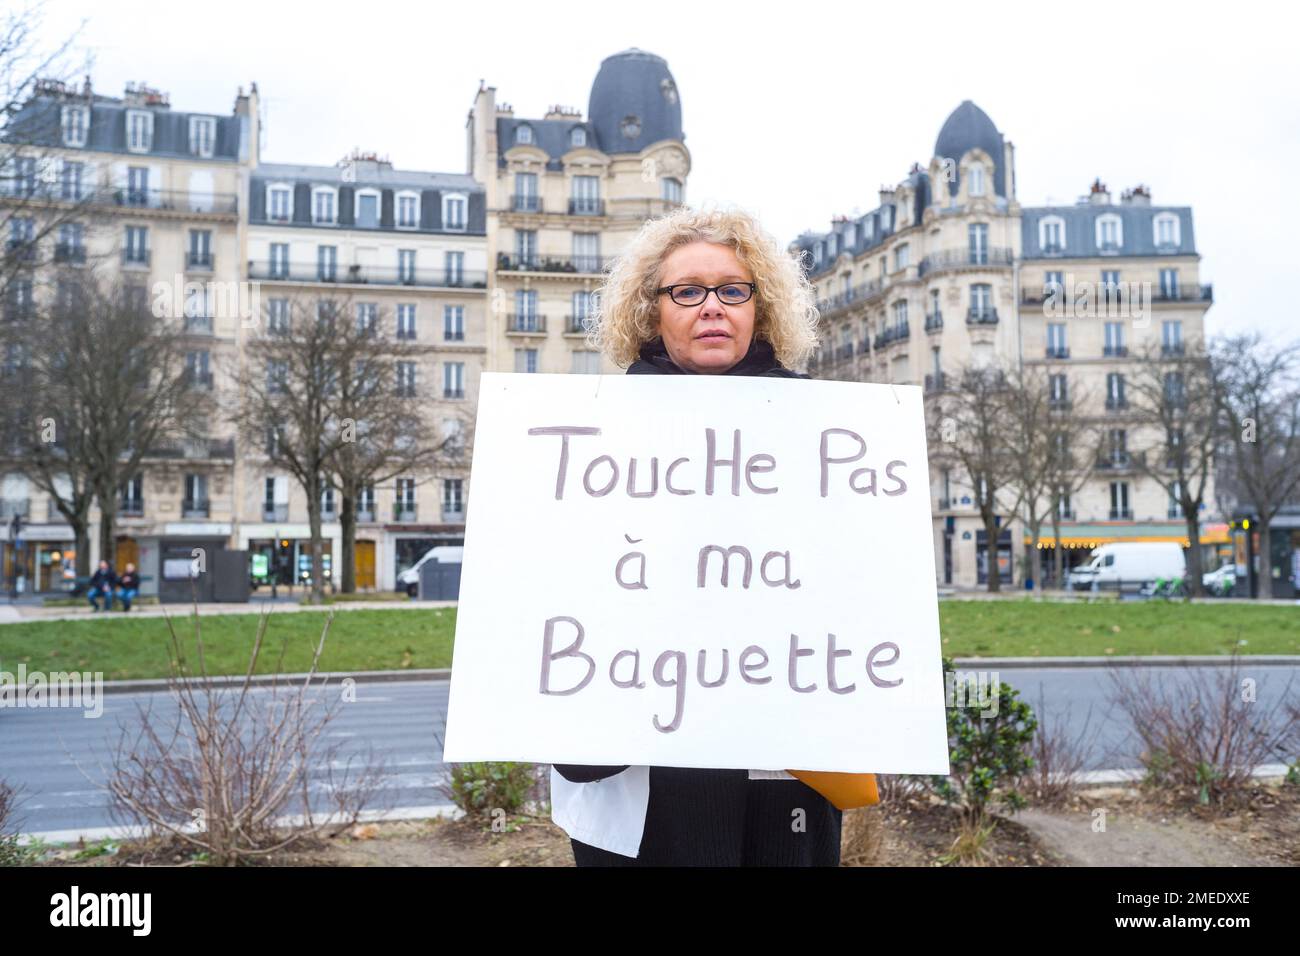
[591,204,820,371]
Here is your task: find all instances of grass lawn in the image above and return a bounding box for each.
[0,600,1295,681]
[0,608,457,681]
[939,598,1299,658]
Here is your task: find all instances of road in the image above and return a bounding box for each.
[1,665,1296,838]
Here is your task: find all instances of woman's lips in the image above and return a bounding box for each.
[696,330,731,340]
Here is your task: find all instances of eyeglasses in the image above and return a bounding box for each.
[657,282,756,307]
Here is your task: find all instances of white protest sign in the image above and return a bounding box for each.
[442,372,950,774]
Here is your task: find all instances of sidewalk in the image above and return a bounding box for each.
[0,598,456,624]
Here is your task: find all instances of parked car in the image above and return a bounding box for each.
[396,546,463,597]
[1202,563,1236,597]
[1067,542,1186,591]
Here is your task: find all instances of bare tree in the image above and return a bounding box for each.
[1043,384,1102,590]
[231,295,374,600]
[928,363,1019,592]
[1211,333,1300,599]
[1126,340,1225,597]
[1,270,197,575]
[327,308,468,592]
[1003,363,1058,592]
[0,3,95,302]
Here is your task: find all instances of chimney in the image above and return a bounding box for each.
[1120,184,1151,207]
[1088,178,1111,205]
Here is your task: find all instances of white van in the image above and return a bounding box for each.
[396,546,463,597]
[1067,542,1185,590]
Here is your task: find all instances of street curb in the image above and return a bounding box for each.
[950,655,1300,668]
[87,668,452,695]
[47,656,1300,697]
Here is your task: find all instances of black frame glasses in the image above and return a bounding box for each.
[657,282,756,307]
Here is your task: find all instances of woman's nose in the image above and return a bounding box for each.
[699,293,726,317]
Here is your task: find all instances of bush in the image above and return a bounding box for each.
[1107,652,1298,809]
[441,762,545,822]
[105,607,389,865]
[0,780,35,867]
[927,658,1037,826]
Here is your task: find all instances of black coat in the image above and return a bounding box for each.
[89,567,117,589]
[118,571,140,591]
[554,334,841,866]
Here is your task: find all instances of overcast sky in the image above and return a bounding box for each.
[31,0,1297,342]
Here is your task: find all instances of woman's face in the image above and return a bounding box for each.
[655,241,756,374]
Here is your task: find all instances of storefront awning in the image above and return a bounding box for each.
[1026,521,1230,547]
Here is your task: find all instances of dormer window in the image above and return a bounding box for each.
[1096,213,1123,252]
[845,224,856,248]
[570,127,587,148]
[442,193,467,230]
[661,177,682,204]
[515,124,534,145]
[312,186,336,224]
[1153,212,1180,249]
[267,184,292,222]
[1039,215,1066,254]
[126,109,153,153]
[968,164,986,197]
[863,218,874,241]
[188,116,215,157]
[61,105,88,147]
[396,191,420,229]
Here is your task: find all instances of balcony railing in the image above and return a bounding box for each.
[321,505,338,521]
[186,251,214,271]
[441,508,465,523]
[443,388,464,399]
[1103,345,1128,357]
[506,314,547,333]
[5,238,36,262]
[262,504,288,522]
[565,315,592,334]
[1097,453,1132,470]
[184,370,214,389]
[184,315,213,335]
[510,194,543,213]
[568,198,605,216]
[924,312,943,332]
[146,438,235,460]
[181,498,210,518]
[393,504,418,522]
[1045,346,1070,359]
[873,322,910,349]
[1105,397,1129,411]
[54,243,86,264]
[118,499,144,517]
[248,260,487,289]
[497,253,609,274]
[924,372,947,393]
[835,342,855,360]
[1109,508,1134,520]
[966,308,999,325]
[1048,398,1073,411]
[356,508,376,524]
[918,247,1013,277]
[1161,343,1185,357]
[4,184,240,215]
[122,249,151,267]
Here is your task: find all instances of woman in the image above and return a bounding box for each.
[550,205,837,866]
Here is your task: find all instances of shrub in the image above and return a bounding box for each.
[1108,652,1298,808]
[440,762,545,823]
[105,606,389,865]
[927,658,1037,826]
